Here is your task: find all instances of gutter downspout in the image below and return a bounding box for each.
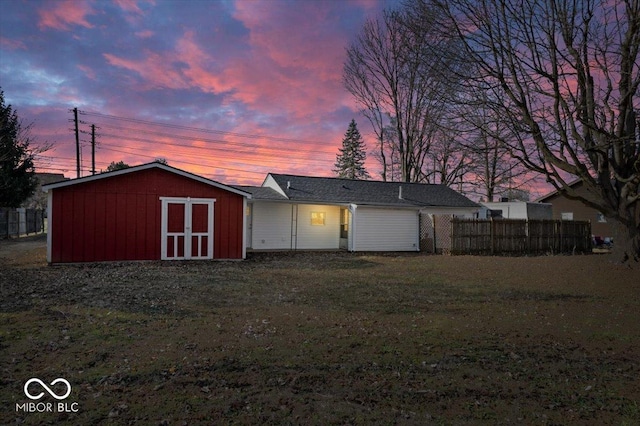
[419,209,433,253]
[290,204,299,250]
[348,204,358,252]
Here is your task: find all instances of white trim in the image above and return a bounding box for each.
[262,174,288,198]
[160,197,216,260]
[242,197,248,259]
[46,190,52,263]
[42,162,251,199]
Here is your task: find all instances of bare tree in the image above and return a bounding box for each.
[425,128,469,187]
[431,0,640,263]
[343,7,455,182]
[460,90,530,201]
[370,119,403,181]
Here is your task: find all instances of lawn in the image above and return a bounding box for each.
[1,236,639,425]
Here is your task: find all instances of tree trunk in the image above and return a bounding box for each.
[609,217,640,265]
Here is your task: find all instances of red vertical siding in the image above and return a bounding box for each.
[49,167,245,263]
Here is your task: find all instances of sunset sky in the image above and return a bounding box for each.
[1,0,400,185]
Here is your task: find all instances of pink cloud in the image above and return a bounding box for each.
[113,0,155,15]
[103,31,231,94]
[103,2,355,121]
[37,0,95,31]
[77,64,96,80]
[0,37,26,50]
[225,1,355,118]
[135,30,155,39]
[103,51,190,90]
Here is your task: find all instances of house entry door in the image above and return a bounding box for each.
[160,197,215,260]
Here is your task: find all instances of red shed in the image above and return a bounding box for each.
[43,163,250,263]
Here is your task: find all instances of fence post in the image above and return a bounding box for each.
[0,208,6,238]
[490,218,494,255]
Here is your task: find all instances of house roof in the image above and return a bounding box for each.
[233,186,288,201]
[35,173,69,185]
[42,162,252,198]
[535,178,584,203]
[250,173,478,208]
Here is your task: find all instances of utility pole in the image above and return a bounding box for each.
[91,124,96,175]
[73,107,80,178]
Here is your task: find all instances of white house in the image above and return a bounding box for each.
[237,174,479,252]
[479,201,552,220]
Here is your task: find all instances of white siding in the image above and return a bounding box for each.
[354,208,419,251]
[480,202,528,219]
[251,202,293,250]
[295,204,341,250]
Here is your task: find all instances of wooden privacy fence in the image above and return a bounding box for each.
[451,218,591,255]
[0,208,45,238]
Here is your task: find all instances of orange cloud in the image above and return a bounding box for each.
[37,0,95,31]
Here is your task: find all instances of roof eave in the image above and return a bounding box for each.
[42,162,252,198]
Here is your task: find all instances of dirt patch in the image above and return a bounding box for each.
[0,234,47,268]
[1,238,638,424]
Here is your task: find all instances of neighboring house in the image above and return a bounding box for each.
[479,201,552,220]
[22,173,69,210]
[536,180,612,238]
[237,173,479,252]
[43,163,250,263]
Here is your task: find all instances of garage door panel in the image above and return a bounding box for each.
[355,208,418,251]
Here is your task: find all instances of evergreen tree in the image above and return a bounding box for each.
[0,90,38,207]
[334,119,370,180]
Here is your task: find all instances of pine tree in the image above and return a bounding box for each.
[0,90,38,207]
[334,119,370,180]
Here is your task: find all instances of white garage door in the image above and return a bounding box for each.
[354,208,418,251]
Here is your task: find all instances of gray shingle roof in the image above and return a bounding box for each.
[257,174,478,208]
[233,186,287,200]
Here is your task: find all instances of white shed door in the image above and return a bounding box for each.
[354,208,418,251]
[160,197,215,260]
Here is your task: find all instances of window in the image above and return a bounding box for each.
[311,211,326,226]
[596,213,607,223]
[561,212,574,221]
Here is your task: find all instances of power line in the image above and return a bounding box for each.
[65,109,344,179]
[96,122,337,156]
[99,146,268,176]
[79,110,333,147]
[96,132,335,166]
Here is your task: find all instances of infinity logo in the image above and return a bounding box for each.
[24,378,72,400]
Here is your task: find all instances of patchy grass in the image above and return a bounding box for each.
[1,241,639,424]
